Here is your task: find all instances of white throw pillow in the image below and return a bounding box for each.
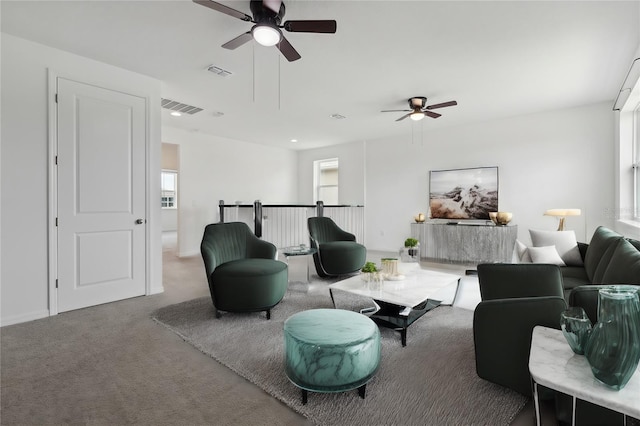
[528,246,566,266]
[529,229,583,266]
[513,240,532,263]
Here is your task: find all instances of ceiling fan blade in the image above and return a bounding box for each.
[426,100,457,110]
[283,20,337,33]
[396,113,412,122]
[276,36,301,62]
[424,110,442,119]
[222,32,253,50]
[192,0,253,22]
[381,109,411,113]
[263,0,282,14]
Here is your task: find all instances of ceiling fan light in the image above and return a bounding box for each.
[252,25,281,46]
[410,112,425,121]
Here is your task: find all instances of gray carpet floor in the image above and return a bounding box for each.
[0,232,554,425]
[152,289,528,425]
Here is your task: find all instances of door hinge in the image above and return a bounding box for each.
[55,155,58,165]
[55,93,58,103]
[55,279,58,289]
[55,217,58,227]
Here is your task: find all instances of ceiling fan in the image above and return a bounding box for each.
[382,97,458,122]
[193,0,337,62]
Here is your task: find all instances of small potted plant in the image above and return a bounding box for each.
[404,238,419,256]
[361,261,382,288]
[361,261,378,274]
[401,238,420,262]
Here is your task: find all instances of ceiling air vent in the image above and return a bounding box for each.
[161,98,203,115]
[206,65,233,77]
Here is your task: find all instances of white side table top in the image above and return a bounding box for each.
[529,326,640,419]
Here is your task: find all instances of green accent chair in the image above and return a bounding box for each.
[473,263,567,396]
[200,222,288,319]
[307,217,366,277]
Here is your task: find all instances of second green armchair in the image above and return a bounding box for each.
[308,217,366,278]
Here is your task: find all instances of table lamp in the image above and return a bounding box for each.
[544,209,581,231]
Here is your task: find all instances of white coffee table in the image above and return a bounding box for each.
[529,326,640,426]
[328,263,461,346]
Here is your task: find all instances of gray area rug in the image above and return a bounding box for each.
[152,282,527,425]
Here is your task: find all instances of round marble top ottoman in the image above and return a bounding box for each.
[283,308,381,404]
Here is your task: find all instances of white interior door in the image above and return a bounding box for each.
[56,77,146,313]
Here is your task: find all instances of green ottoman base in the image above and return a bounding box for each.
[283,309,381,404]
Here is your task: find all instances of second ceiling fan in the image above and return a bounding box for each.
[194,0,337,62]
[382,97,458,122]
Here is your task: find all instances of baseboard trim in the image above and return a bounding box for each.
[1,309,50,327]
[149,285,164,295]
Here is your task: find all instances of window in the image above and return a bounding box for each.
[616,58,640,223]
[634,104,640,220]
[313,158,339,205]
[161,170,177,209]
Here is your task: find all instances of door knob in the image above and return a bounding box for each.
[135,219,146,225]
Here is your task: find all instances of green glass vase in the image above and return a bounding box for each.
[584,286,640,390]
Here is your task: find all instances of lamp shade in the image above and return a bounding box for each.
[544,209,581,217]
[544,208,581,231]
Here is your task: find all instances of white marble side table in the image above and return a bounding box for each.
[529,326,640,426]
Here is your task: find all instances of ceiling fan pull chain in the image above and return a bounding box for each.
[411,121,415,145]
[252,43,256,103]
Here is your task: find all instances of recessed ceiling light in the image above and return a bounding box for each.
[330,113,346,120]
[170,111,182,117]
[290,139,298,143]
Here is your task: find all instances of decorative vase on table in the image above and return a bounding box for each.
[584,286,640,390]
[560,307,592,355]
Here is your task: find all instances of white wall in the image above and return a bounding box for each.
[363,102,615,251]
[1,34,163,326]
[297,103,616,253]
[161,126,298,257]
[297,141,366,206]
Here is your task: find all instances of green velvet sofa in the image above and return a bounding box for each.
[201,222,288,320]
[473,263,567,396]
[473,225,640,425]
[560,226,640,297]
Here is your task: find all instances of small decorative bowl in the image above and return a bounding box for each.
[495,212,513,225]
[488,212,498,225]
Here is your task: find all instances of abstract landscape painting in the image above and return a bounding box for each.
[429,167,498,220]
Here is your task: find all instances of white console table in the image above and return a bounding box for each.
[529,326,640,426]
[410,222,517,264]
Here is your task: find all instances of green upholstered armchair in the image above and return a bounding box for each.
[201,222,288,319]
[473,263,567,396]
[307,217,366,278]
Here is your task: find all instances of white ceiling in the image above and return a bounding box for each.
[2,0,639,150]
